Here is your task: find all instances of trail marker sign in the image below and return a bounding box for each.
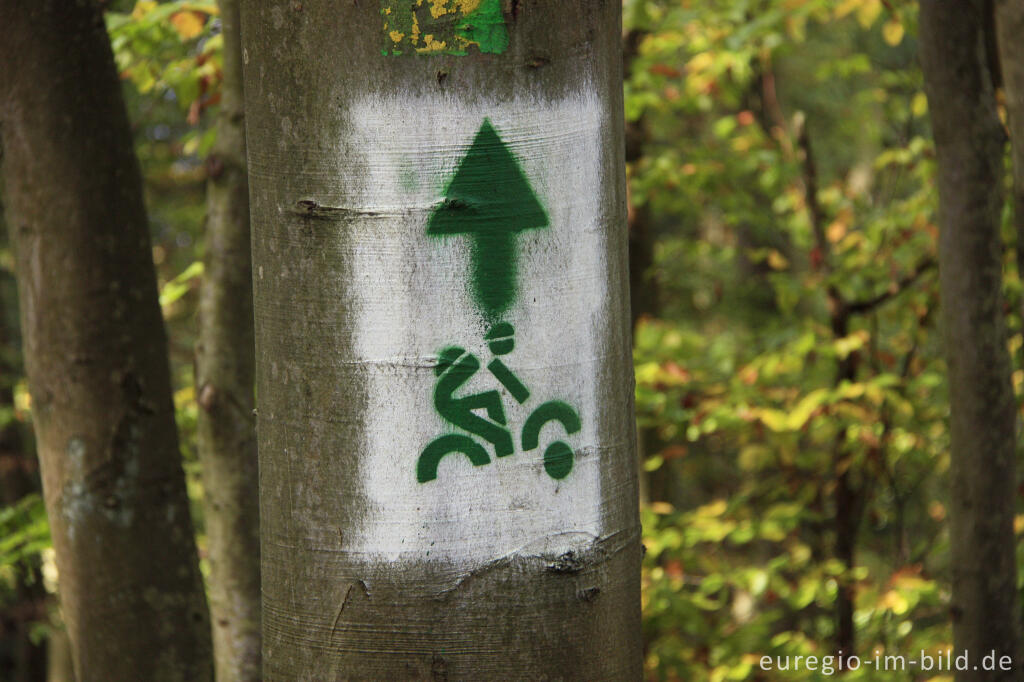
[344,92,613,564]
[420,119,582,484]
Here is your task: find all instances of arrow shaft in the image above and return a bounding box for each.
[470,231,516,321]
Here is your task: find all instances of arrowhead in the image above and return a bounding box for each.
[428,119,548,237]
[428,119,549,321]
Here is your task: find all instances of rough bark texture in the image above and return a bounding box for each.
[195,0,261,679]
[996,1,1024,316]
[0,2,213,680]
[241,1,641,679]
[919,2,1023,680]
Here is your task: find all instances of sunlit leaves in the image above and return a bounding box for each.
[107,1,221,115]
[170,10,208,40]
[882,19,905,46]
[159,260,204,308]
[628,1,962,679]
[0,495,49,572]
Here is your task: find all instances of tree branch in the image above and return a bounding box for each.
[846,258,936,315]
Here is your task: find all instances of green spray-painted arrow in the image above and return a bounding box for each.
[427,119,548,322]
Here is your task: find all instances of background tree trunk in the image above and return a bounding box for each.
[241,1,642,678]
[0,2,213,680]
[45,626,75,682]
[919,2,1023,679]
[996,1,1024,323]
[195,0,261,679]
[624,26,658,508]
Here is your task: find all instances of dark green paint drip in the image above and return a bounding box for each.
[428,119,548,322]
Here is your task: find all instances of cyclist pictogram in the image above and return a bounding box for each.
[417,322,581,483]
[417,118,583,484]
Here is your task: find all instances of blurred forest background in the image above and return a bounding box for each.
[1,0,1022,680]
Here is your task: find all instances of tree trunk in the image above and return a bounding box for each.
[0,2,213,680]
[996,1,1024,326]
[624,27,657,508]
[45,625,75,682]
[195,0,261,679]
[241,1,642,678]
[919,2,1023,680]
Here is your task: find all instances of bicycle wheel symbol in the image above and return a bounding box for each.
[521,401,582,480]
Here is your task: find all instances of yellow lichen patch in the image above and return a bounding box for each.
[429,0,449,18]
[381,0,507,56]
[417,35,447,53]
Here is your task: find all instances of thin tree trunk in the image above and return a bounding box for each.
[624,27,657,507]
[996,1,1024,328]
[195,0,261,679]
[919,2,1023,680]
[241,1,641,678]
[0,2,213,680]
[45,625,75,682]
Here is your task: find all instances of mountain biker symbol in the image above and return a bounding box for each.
[417,322,582,483]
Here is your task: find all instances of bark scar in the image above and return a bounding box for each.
[292,199,381,220]
[330,579,370,636]
[431,527,640,599]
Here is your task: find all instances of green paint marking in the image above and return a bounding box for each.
[380,0,509,57]
[486,321,515,355]
[418,434,490,483]
[418,325,583,483]
[543,441,574,480]
[521,401,582,452]
[433,347,514,457]
[428,119,548,322]
[454,0,508,54]
[488,358,530,403]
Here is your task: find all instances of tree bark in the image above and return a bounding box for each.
[996,1,1024,326]
[195,0,261,679]
[919,2,1023,680]
[241,1,642,678]
[45,625,75,682]
[0,2,213,680]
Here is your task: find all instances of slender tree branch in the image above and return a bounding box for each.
[846,259,937,315]
[797,118,829,274]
